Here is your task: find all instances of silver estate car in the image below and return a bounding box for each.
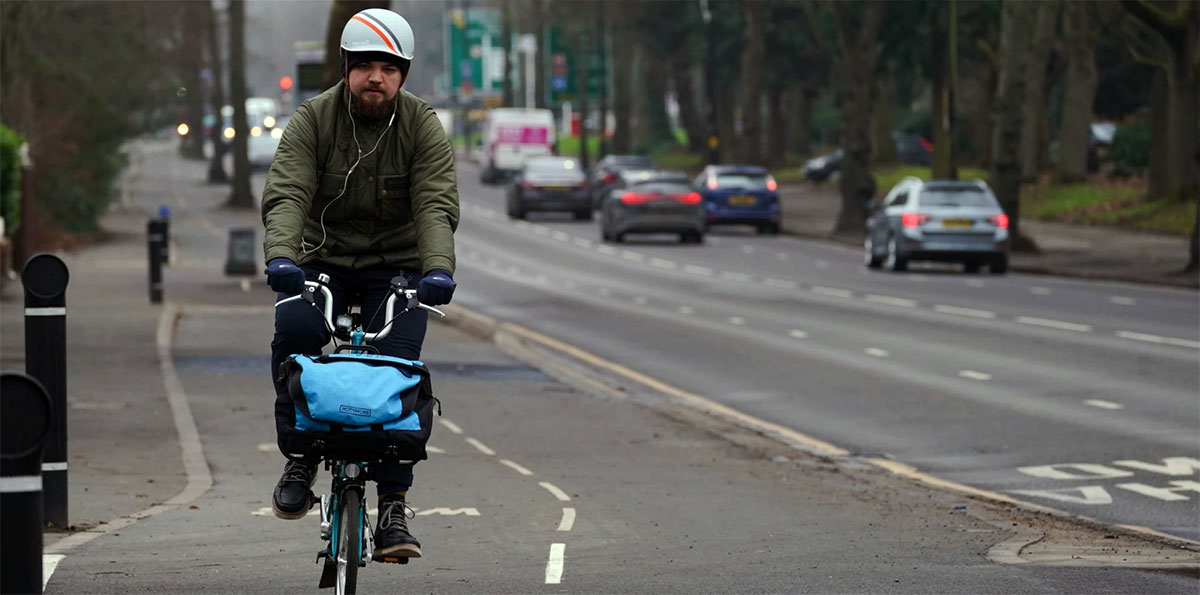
[865,178,1010,274]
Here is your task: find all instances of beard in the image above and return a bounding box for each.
[350,88,395,122]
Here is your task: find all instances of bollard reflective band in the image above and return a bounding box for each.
[25,307,67,316]
[42,462,67,472]
[0,475,42,493]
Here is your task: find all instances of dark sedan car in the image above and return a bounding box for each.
[588,154,656,211]
[506,156,590,220]
[694,165,781,234]
[599,169,705,244]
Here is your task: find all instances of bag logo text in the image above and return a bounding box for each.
[339,404,372,418]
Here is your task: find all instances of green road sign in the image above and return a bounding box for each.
[446,8,503,96]
[546,26,607,104]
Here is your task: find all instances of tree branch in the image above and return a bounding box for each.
[1120,0,1188,53]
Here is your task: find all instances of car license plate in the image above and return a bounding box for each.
[729,195,756,206]
[943,219,972,228]
[545,186,571,191]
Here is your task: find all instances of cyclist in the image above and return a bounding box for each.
[261,7,459,560]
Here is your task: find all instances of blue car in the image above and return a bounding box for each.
[694,165,781,234]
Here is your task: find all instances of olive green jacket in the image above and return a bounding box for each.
[261,82,459,274]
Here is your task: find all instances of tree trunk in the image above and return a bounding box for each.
[1055,0,1097,184]
[574,27,591,169]
[597,1,610,157]
[226,0,254,209]
[636,48,673,152]
[534,0,547,109]
[786,87,815,156]
[832,3,883,239]
[766,86,785,166]
[990,1,1035,250]
[872,74,896,165]
[673,62,706,153]
[179,1,207,160]
[1165,53,1198,200]
[739,0,765,164]
[1146,70,1169,197]
[610,0,633,153]
[930,9,956,179]
[1020,1,1057,182]
[717,86,737,164]
[206,0,228,184]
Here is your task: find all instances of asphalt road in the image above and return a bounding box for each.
[449,158,1200,543]
[14,140,1196,593]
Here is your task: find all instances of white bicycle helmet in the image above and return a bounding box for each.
[340,8,414,61]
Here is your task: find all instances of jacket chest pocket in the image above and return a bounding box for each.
[311,172,349,222]
[377,174,412,222]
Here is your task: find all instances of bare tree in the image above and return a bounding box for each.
[179,1,208,160]
[990,0,1035,251]
[1055,0,1098,184]
[501,0,514,107]
[226,0,254,209]
[739,0,765,164]
[830,1,884,239]
[610,0,634,153]
[206,0,229,184]
[1019,0,1059,183]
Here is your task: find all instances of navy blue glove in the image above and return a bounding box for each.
[265,258,306,295]
[417,269,456,306]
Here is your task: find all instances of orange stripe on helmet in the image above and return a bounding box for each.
[351,15,397,54]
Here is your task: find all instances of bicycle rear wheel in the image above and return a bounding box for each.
[336,489,362,595]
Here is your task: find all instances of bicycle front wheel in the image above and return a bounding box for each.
[336,489,362,595]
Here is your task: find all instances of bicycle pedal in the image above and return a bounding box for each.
[315,549,330,564]
[374,555,410,565]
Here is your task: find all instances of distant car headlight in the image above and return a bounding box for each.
[251,126,263,137]
[271,127,283,140]
[176,123,189,136]
[223,127,235,140]
[263,115,276,128]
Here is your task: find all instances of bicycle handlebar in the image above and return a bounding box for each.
[273,274,446,344]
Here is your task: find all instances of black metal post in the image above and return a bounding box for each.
[148,218,165,303]
[0,372,54,595]
[157,205,171,265]
[19,253,69,530]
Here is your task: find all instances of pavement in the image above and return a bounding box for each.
[776,182,1199,289]
[1,140,1197,592]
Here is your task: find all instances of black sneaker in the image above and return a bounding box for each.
[271,459,317,519]
[373,497,422,559]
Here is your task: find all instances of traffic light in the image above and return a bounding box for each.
[280,76,293,91]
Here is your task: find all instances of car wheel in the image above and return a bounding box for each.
[767,222,781,235]
[613,232,625,244]
[884,236,908,272]
[575,209,593,222]
[964,259,982,274]
[864,236,882,269]
[990,254,1008,275]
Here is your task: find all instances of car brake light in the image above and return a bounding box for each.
[602,172,617,184]
[521,181,536,189]
[620,192,654,205]
[901,213,930,227]
[675,192,701,204]
[706,177,718,190]
[989,214,1009,229]
[766,175,777,191]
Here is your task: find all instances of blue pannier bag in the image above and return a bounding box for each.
[277,352,440,461]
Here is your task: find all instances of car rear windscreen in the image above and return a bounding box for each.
[628,182,694,195]
[716,173,769,190]
[918,189,995,208]
[526,160,584,180]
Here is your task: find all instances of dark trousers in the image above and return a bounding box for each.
[272,262,427,495]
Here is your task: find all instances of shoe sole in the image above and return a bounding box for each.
[373,543,422,559]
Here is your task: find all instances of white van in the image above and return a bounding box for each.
[479,108,556,184]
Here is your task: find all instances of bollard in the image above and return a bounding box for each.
[21,253,69,529]
[157,205,171,265]
[0,373,54,595]
[147,218,166,303]
[224,226,258,275]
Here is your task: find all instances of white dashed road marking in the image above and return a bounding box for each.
[811,286,853,298]
[1030,286,1052,295]
[788,329,809,339]
[959,370,992,381]
[1015,316,1093,333]
[729,316,746,325]
[440,420,463,434]
[465,437,496,456]
[499,459,534,476]
[865,294,917,308]
[650,257,677,270]
[1116,331,1200,350]
[557,507,576,531]
[720,271,753,282]
[683,264,713,276]
[678,306,695,315]
[539,482,572,502]
[1110,296,1137,306]
[764,278,798,289]
[1084,399,1125,410]
[545,543,566,584]
[864,348,890,358]
[934,304,997,319]
[966,279,985,288]
[622,251,644,262]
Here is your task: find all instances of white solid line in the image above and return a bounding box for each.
[650,257,677,270]
[934,304,997,319]
[811,286,853,298]
[1015,316,1092,333]
[1116,330,1200,350]
[622,251,644,262]
[24,307,66,316]
[1084,399,1125,410]
[788,329,808,339]
[729,316,746,325]
[864,348,890,358]
[959,370,992,381]
[43,554,65,591]
[499,459,534,476]
[764,278,798,289]
[1109,296,1136,306]
[440,420,464,434]
[539,481,572,501]
[545,543,566,584]
[683,264,713,276]
[678,306,695,315]
[465,437,496,456]
[558,507,577,531]
[866,294,918,308]
[41,462,67,472]
[1030,287,1053,295]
